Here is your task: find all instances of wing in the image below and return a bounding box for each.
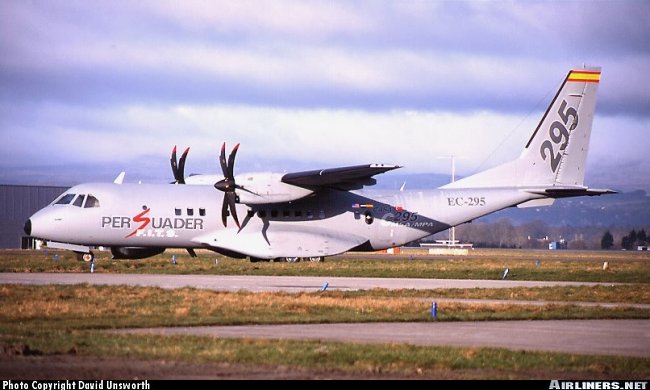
[281,164,401,191]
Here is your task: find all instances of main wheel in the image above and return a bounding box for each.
[284,257,299,263]
[307,256,323,262]
[82,252,95,262]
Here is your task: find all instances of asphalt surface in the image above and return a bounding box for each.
[3,272,647,357]
[118,319,650,357]
[0,272,618,292]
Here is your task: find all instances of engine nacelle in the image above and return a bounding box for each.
[235,172,314,204]
[185,172,314,204]
[110,246,166,259]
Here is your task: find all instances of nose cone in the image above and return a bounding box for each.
[24,219,32,236]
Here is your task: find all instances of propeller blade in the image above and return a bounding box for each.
[235,184,260,196]
[227,143,240,179]
[177,147,190,185]
[170,146,179,183]
[221,195,229,227]
[219,143,228,178]
[227,192,240,228]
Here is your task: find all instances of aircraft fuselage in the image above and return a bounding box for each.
[26,182,537,259]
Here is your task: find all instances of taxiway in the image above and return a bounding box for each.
[0,272,618,292]
[3,272,646,358]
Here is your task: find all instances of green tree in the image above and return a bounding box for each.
[629,230,638,246]
[601,230,614,250]
[621,235,632,250]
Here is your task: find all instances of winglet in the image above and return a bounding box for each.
[113,171,126,184]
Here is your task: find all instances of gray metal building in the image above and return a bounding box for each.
[0,185,68,249]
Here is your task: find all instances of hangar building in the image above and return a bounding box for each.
[0,185,68,249]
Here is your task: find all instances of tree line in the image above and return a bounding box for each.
[424,218,648,250]
[601,229,647,250]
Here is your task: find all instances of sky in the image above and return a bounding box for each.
[1,0,649,192]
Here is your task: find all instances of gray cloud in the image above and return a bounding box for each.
[2,1,649,113]
[1,0,649,189]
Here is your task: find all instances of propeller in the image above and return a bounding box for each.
[214,142,260,228]
[214,143,242,228]
[170,146,190,184]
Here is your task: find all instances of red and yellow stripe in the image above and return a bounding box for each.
[568,70,601,83]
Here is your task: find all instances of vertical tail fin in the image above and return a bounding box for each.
[443,67,601,189]
[518,67,601,186]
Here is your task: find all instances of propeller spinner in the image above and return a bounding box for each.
[170,146,190,184]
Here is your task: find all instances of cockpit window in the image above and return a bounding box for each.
[73,195,85,207]
[52,193,100,207]
[54,193,76,205]
[84,195,100,208]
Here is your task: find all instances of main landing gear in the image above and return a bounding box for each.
[76,251,95,262]
[249,256,325,263]
[282,256,324,263]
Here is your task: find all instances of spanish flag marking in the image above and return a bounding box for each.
[568,70,601,83]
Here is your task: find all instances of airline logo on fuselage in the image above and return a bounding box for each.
[101,208,204,238]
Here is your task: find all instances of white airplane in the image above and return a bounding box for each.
[24,67,614,262]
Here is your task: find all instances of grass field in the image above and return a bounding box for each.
[1,284,650,379]
[2,248,649,283]
[1,248,649,379]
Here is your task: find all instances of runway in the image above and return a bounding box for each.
[119,319,650,357]
[0,272,618,292]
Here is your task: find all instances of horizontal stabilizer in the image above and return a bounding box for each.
[526,187,617,198]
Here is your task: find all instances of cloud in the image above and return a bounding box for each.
[2,1,649,113]
[0,0,649,190]
[0,101,604,173]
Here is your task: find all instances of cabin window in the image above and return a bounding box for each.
[175,208,182,216]
[258,210,267,218]
[84,195,100,208]
[199,208,206,216]
[319,210,325,219]
[271,210,278,218]
[72,195,85,207]
[187,208,194,216]
[294,210,303,218]
[282,210,290,218]
[306,210,313,219]
[54,194,76,205]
